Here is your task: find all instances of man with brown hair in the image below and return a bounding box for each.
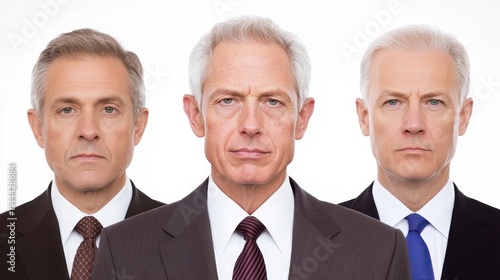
[0,29,163,280]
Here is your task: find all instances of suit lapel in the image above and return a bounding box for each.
[17,185,69,280]
[288,178,342,279]
[159,180,218,279]
[441,185,493,279]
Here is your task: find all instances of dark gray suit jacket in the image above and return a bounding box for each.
[0,181,164,280]
[340,183,500,280]
[92,178,411,279]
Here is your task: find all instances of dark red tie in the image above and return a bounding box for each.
[71,216,102,280]
[233,216,267,280]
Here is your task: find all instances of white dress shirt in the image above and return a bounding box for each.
[372,179,455,279]
[207,176,294,280]
[51,178,132,275]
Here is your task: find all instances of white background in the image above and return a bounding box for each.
[1,0,499,212]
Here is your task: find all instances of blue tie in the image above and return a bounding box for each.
[405,213,434,280]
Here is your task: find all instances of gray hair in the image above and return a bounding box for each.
[360,25,470,102]
[188,16,311,110]
[31,28,145,120]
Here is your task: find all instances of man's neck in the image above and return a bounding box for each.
[55,176,126,214]
[378,168,450,212]
[212,173,287,215]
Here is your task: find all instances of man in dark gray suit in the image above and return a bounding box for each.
[340,25,500,279]
[0,29,164,280]
[92,16,411,279]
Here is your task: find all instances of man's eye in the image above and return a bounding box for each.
[61,107,73,114]
[104,107,115,113]
[268,99,280,106]
[385,100,399,106]
[429,99,442,106]
[221,98,234,104]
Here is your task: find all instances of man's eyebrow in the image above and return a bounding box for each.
[209,88,292,96]
[49,97,80,110]
[379,90,407,97]
[48,96,127,110]
[210,88,243,96]
[96,96,127,106]
[378,90,448,98]
[259,89,292,98]
[419,91,449,98]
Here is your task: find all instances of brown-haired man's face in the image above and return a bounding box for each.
[28,56,148,199]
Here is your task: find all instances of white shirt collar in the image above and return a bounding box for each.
[373,178,455,238]
[51,177,133,245]
[207,175,295,258]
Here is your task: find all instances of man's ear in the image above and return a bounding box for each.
[295,97,315,140]
[183,94,205,137]
[27,109,45,148]
[355,98,370,136]
[458,97,473,136]
[133,108,149,145]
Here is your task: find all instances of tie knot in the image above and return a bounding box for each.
[236,216,266,241]
[75,216,103,239]
[405,213,429,233]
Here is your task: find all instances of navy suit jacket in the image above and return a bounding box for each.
[0,181,164,280]
[92,178,411,279]
[340,183,500,280]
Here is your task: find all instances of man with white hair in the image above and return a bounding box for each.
[341,25,500,280]
[92,16,411,279]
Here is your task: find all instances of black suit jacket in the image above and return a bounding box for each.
[340,183,500,280]
[92,178,411,279]
[0,181,164,280]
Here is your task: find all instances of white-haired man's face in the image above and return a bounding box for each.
[356,49,473,186]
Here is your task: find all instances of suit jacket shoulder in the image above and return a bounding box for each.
[0,184,69,280]
[339,182,500,279]
[93,178,217,279]
[289,179,410,279]
[93,178,410,279]
[0,181,164,280]
[338,181,380,219]
[441,185,500,279]
[126,180,165,217]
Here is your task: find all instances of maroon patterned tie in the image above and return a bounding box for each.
[71,216,102,280]
[233,216,267,280]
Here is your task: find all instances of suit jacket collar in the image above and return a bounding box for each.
[289,177,340,239]
[160,178,219,279]
[15,180,162,280]
[160,177,342,279]
[288,178,342,278]
[344,183,495,279]
[16,183,70,280]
